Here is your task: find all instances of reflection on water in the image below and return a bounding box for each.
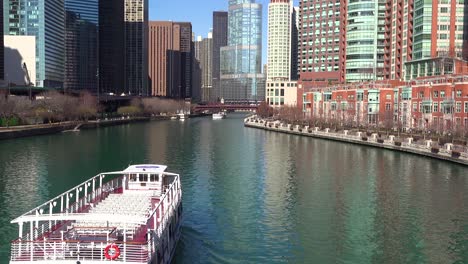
[0,114,467,264]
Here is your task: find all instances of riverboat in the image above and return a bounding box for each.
[9,164,182,264]
[212,112,226,120]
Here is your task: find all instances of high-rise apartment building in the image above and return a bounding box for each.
[220,0,265,102]
[383,0,414,81]
[298,0,346,89]
[345,1,387,82]
[64,0,99,93]
[5,0,65,88]
[266,0,298,107]
[195,34,213,102]
[267,0,295,81]
[405,0,468,80]
[212,11,228,101]
[99,0,148,96]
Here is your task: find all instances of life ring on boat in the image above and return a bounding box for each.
[104,244,120,260]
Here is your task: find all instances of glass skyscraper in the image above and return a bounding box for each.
[220,0,265,102]
[64,0,98,93]
[345,0,386,82]
[5,0,65,88]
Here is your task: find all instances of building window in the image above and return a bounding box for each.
[413,103,417,112]
[386,103,391,111]
[456,102,462,113]
[440,91,445,98]
[433,91,439,98]
[433,103,439,112]
[456,90,462,97]
[465,102,468,113]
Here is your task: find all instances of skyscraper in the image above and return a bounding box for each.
[64,0,98,93]
[298,0,346,89]
[194,34,213,102]
[5,0,65,88]
[220,0,265,102]
[99,0,148,96]
[405,0,468,79]
[212,11,228,102]
[345,1,386,82]
[125,0,149,96]
[267,0,295,81]
[266,0,298,107]
[177,22,193,99]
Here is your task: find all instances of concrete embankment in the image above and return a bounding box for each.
[245,119,468,166]
[0,116,168,141]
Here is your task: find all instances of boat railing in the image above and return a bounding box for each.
[10,239,149,263]
[11,173,124,242]
[145,173,181,256]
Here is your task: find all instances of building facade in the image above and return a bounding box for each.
[220,0,265,102]
[64,0,98,93]
[266,0,297,107]
[5,0,65,88]
[99,0,148,96]
[298,0,346,88]
[212,11,228,102]
[148,21,181,97]
[303,75,468,132]
[99,0,125,95]
[195,34,213,102]
[177,22,193,99]
[405,0,468,80]
[345,1,386,82]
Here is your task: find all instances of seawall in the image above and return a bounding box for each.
[0,116,166,141]
[244,119,468,166]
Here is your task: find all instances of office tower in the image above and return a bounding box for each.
[405,0,468,79]
[195,33,213,102]
[99,0,148,96]
[125,0,149,96]
[212,11,228,101]
[178,22,193,98]
[5,0,65,88]
[64,0,98,93]
[220,0,265,102]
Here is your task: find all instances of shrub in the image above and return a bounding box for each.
[362,137,368,141]
[377,139,384,144]
[394,141,402,146]
[431,147,439,154]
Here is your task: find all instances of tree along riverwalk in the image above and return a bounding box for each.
[244,117,468,166]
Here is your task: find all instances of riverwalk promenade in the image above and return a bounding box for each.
[244,117,468,166]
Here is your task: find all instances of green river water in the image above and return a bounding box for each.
[0,114,467,263]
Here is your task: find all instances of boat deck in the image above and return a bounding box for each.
[10,165,182,263]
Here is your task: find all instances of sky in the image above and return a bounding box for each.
[150,0,300,65]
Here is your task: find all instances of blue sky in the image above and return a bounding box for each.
[150,0,300,64]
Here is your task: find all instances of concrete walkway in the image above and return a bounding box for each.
[244,118,468,166]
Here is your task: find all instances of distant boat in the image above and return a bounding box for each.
[212,112,226,120]
[177,113,186,121]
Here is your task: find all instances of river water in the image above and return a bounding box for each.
[0,114,467,263]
